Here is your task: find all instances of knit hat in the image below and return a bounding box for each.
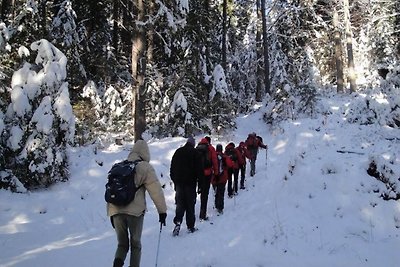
[187,136,196,146]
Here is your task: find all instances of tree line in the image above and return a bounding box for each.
[0,0,399,190]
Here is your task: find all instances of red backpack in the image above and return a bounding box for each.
[246,135,257,148]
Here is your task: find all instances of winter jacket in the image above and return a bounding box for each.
[224,143,244,169]
[107,140,167,217]
[197,138,218,177]
[211,152,234,185]
[170,142,203,186]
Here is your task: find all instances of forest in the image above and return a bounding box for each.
[0,0,399,190]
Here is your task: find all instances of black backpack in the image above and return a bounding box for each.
[226,147,238,162]
[196,143,212,168]
[105,159,143,206]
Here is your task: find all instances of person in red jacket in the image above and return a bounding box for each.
[237,141,252,189]
[224,142,244,197]
[211,144,234,214]
[245,132,267,176]
[196,137,218,220]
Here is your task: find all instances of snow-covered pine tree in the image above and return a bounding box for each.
[1,40,75,191]
[50,0,86,89]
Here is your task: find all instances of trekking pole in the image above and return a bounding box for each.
[155,223,163,267]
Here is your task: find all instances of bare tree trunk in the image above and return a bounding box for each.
[333,9,344,93]
[221,0,227,70]
[1,0,14,21]
[261,0,270,95]
[38,0,47,36]
[112,0,119,57]
[204,0,211,76]
[132,0,147,141]
[256,0,262,101]
[343,0,357,92]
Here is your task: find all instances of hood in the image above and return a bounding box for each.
[199,138,209,145]
[129,140,151,162]
[225,142,235,150]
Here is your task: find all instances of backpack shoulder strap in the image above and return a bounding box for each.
[130,159,144,187]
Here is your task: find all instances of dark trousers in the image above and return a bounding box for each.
[200,174,212,218]
[227,168,239,196]
[214,183,226,211]
[173,184,197,228]
[239,164,246,188]
[249,148,258,176]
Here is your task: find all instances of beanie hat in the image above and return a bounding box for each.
[187,136,196,146]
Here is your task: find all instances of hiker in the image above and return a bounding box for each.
[107,140,167,267]
[224,142,244,197]
[245,132,267,176]
[170,136,203,235]
[196,137,218,220]
[211,144,234,214]
[237,141,252,189]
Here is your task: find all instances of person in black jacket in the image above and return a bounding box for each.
[170,136,203,235]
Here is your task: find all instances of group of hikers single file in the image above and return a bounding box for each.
[105,132,267,267]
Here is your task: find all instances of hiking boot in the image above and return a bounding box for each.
[188,227,198,233]
[217,209,223,215]
[172,224,181,236]
[199,215,209,221]
[240,186,245,190]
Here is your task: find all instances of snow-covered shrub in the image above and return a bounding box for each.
[77,80,133,144]
[167,90,192,136]
[367,154,400,200]
[380,67,400,128]
[1,40,75,190]
[345,89,399,128]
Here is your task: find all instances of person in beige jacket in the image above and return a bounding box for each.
[107,140,167,267]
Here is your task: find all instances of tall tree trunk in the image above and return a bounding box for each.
[132,0,147,141]
[333,9,344,93]
[1,0,14,21]
[112,0,119,57]
[204,0,211,76]
[221,0,227,70]
[255,0,262,101]
[343,0,357,92]
[261,0,270,95]
[38,0,47,37]
[147,0,154,63]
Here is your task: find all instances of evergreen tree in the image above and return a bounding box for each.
[1,40,74,191]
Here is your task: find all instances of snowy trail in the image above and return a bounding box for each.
[1,99,400,267]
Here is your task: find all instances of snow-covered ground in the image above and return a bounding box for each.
[1,95,399,267]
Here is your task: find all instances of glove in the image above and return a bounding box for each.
[159,213,167,226]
